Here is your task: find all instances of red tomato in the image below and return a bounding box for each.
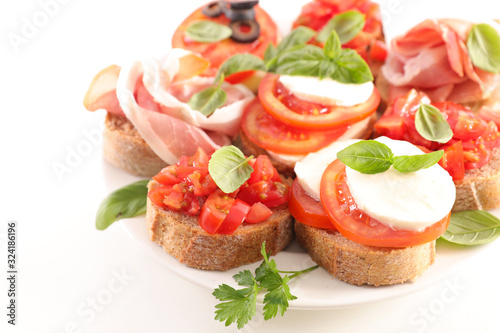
[217,199,251,235]
[248,155,281,184]
[241,97,348,154]
[238,181,291,208]
[439,141,465,181]
[148,184,200,216]
[320,160,450,247]
[289,179,335,229]
[171,5,278,77]
[245,202,273,223]
[224,70,256,84]
[258,74,380,131]
[199,190,235,234]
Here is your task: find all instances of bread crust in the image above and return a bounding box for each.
[103,113,166,177]
[294,222,436,286]
[146,180,294,271]
[453,147,500,211]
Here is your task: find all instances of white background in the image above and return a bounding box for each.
[2,0,500,332]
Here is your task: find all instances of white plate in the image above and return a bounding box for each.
[102,161,499,309]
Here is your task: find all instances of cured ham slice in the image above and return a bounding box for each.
[382,19,497,103]
[117,60,230,165]
[142,49,254,137]
[83,65,125,117]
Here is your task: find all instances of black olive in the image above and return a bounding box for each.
[201,1,223,18]
[219,1,256,21]
[226,0,259,10]
[229,19,260,43]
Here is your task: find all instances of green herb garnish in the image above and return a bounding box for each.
[185,21,233,43]
[187,74,227,116]
[208,145,254,193]
[415,104,453,143]
[95,179,149,230]
[467,23,500,73]
[336,140,444,174]
[316,10,365,44]
[441,210,500,245]
[213,242,318,329]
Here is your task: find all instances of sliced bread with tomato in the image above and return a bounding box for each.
[374,89,500,211]
[146,146,294,271]
[171,1,280,90]
[83,50,254,177]
[291,137,455,286]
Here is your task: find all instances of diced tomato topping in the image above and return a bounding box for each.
[149,148,290,235]
[374,89,500,180]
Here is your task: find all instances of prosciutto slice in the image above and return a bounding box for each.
[142,49,254,137]
[116,60,232,165]
[382,18,497,103]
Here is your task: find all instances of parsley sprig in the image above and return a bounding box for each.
[213,242,318,329]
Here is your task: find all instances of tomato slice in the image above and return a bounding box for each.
[320,160,450,247]
[171,5,278,76]
[241,97,348,154]
[258,74,380,131]
[289,179,335,229]
[217,199,252,235]
[245,202,273,223]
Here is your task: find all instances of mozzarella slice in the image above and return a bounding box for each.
[278,75,374,106]
[345,137,456,232]
[295,139,361,201]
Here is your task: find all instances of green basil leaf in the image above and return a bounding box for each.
[214,54,266,84]
[323,30,342,59]
[336,140,394,174]
[330,49,373,83]
[208,146,254,193]
[392,150,444,173]
[441,210,500,245]
[96,180,149,230]
[185,21,233,43]
[467,23,500,73]
[266,26,316,72]
[264,43,278,64]
[187,86,227,117]
[415,104,453,143]
[316,10,365,44]
[274,45,325,77]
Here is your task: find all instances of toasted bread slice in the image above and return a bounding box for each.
[103,113,165,177]
[294,222,436,286]
[453,147,500,211]
[146,180,294,271]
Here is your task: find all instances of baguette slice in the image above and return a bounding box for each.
[103,113,165,177]
[295,222,436,286]
[146,180,294,271]
[453,147,500,211]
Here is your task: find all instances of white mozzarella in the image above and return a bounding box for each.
[294,139,360,201]
[278,75,374,107]
[345,137,456,232]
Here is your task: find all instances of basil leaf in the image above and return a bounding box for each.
[441,210,500,245]
[316,10,365,44]
[330,49,373,83]
[185,21,233,43]
[467,23,500,73]
[392,150,444,173]
[266,26,316,71]
[415,104,453,143]
[336,140,394,174]
[274,45,325,77]
[188,86,227,116]
[96,180,149,230]
[214,54,266,84]
[323,30,341,59]
[208,146,254,193]
[264,43,278,64]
